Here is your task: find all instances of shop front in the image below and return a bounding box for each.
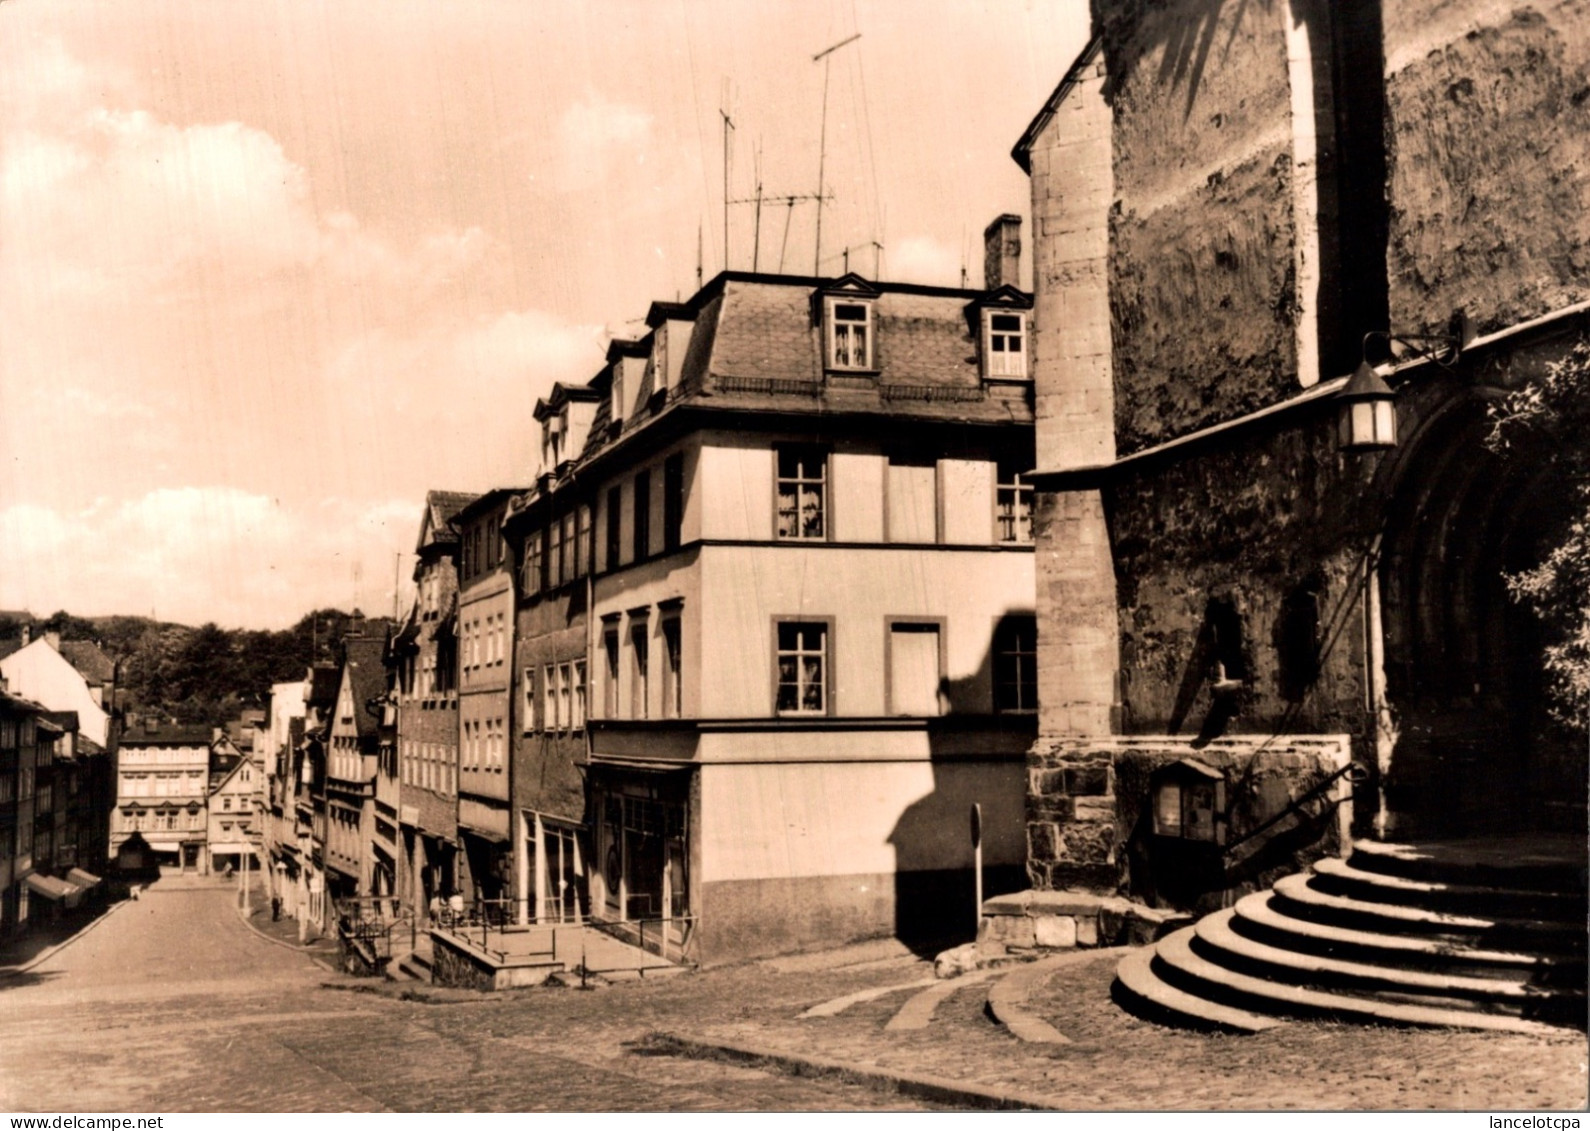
[588,766,691,957]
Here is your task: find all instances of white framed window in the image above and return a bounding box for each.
[775,621,830,715]
[523,667,536,733]
[543,664,557,734]
[776,446,828,541]
[996,463,1034,544]
[572,660,587,731]
[826,299,873,369]
[557,663,572,732]
[984,310,1027,378]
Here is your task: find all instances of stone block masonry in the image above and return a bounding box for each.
[1025,735,1351,904]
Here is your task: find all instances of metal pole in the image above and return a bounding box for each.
[811,33,860,276]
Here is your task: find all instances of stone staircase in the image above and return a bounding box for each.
[389,928,433,983]
[1115,837,1587,1034]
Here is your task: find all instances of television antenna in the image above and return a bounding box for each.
[811,32,861,275]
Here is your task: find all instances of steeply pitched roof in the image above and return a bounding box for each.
[1011,35,1104,174]
[59,640,116,685]
[418,490,478,552]
[306,665,341,709]
[341,636,389,739]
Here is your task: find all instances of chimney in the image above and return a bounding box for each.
[43,630,61,651]
[983,214,1022,291]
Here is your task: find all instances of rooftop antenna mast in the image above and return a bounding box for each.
[720,82,735,272]
[812,32,861,276]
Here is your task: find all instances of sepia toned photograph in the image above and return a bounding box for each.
[0,0,1585,1116]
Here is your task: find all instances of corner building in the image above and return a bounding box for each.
[507,242,1041,963]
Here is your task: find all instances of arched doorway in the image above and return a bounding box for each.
[1376,393,1577,838]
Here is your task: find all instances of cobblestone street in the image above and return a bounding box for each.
[2,879,1584,1112]
[0,882,933,1112]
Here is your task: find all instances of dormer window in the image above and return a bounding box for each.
[984,311,1027,378]
[652,326,669,394]
[827,299,873,370]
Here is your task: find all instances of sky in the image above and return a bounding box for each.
[0,0,1091,630]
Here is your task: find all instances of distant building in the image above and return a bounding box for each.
[0,631,115,749]
[390,491,472,922]
[320,631,393,913]
[206,746,262,876]
[0,691,64,933]
[112,723,212,874]
[453,490,523,909]
[260,679,307,919]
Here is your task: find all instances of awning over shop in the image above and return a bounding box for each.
[208,843,252,855]
[144,840,184,853]
[25,873,80,902]
[66,868,101,889]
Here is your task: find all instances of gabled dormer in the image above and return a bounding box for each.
[810,274,881,373]
[645,300,697,398]
[966,284,1035,382]
[605,338,650,430]
[534,383,602,476]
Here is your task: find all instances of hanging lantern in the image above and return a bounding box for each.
[1337,360,1398,453]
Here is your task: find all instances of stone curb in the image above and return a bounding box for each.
[234,901,341,973]
[985,946,1128,1043]
[0,897,133,981]
[643,1032,1066,1111]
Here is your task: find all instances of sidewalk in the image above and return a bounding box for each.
[0,897,128,978]
[234,881,341,969]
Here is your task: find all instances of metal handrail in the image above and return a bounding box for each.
[1221,761,1369,862]
[587,914,699,966]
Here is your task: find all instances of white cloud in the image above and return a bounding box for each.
[888,235,962,287]
[0,489,420,629]
[554,94,653,190]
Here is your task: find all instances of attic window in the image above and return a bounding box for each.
[826,299,873,370]
[984,311,1027,378]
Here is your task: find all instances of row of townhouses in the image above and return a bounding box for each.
[259,223,1043,966]
[0,631,119,934]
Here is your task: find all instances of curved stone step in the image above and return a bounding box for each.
[1112,941,1282,1034]
[1351,838,1588,893]
[1151,923,1568,1034]
[1271,875,1585,949]
[1313,857,1586,921]
[1194,908,1581,1016]
[1231,891,1583,977]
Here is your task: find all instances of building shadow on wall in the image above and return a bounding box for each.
[884,628,1032,959]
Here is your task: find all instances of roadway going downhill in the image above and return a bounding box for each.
[0,880,933,1112]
